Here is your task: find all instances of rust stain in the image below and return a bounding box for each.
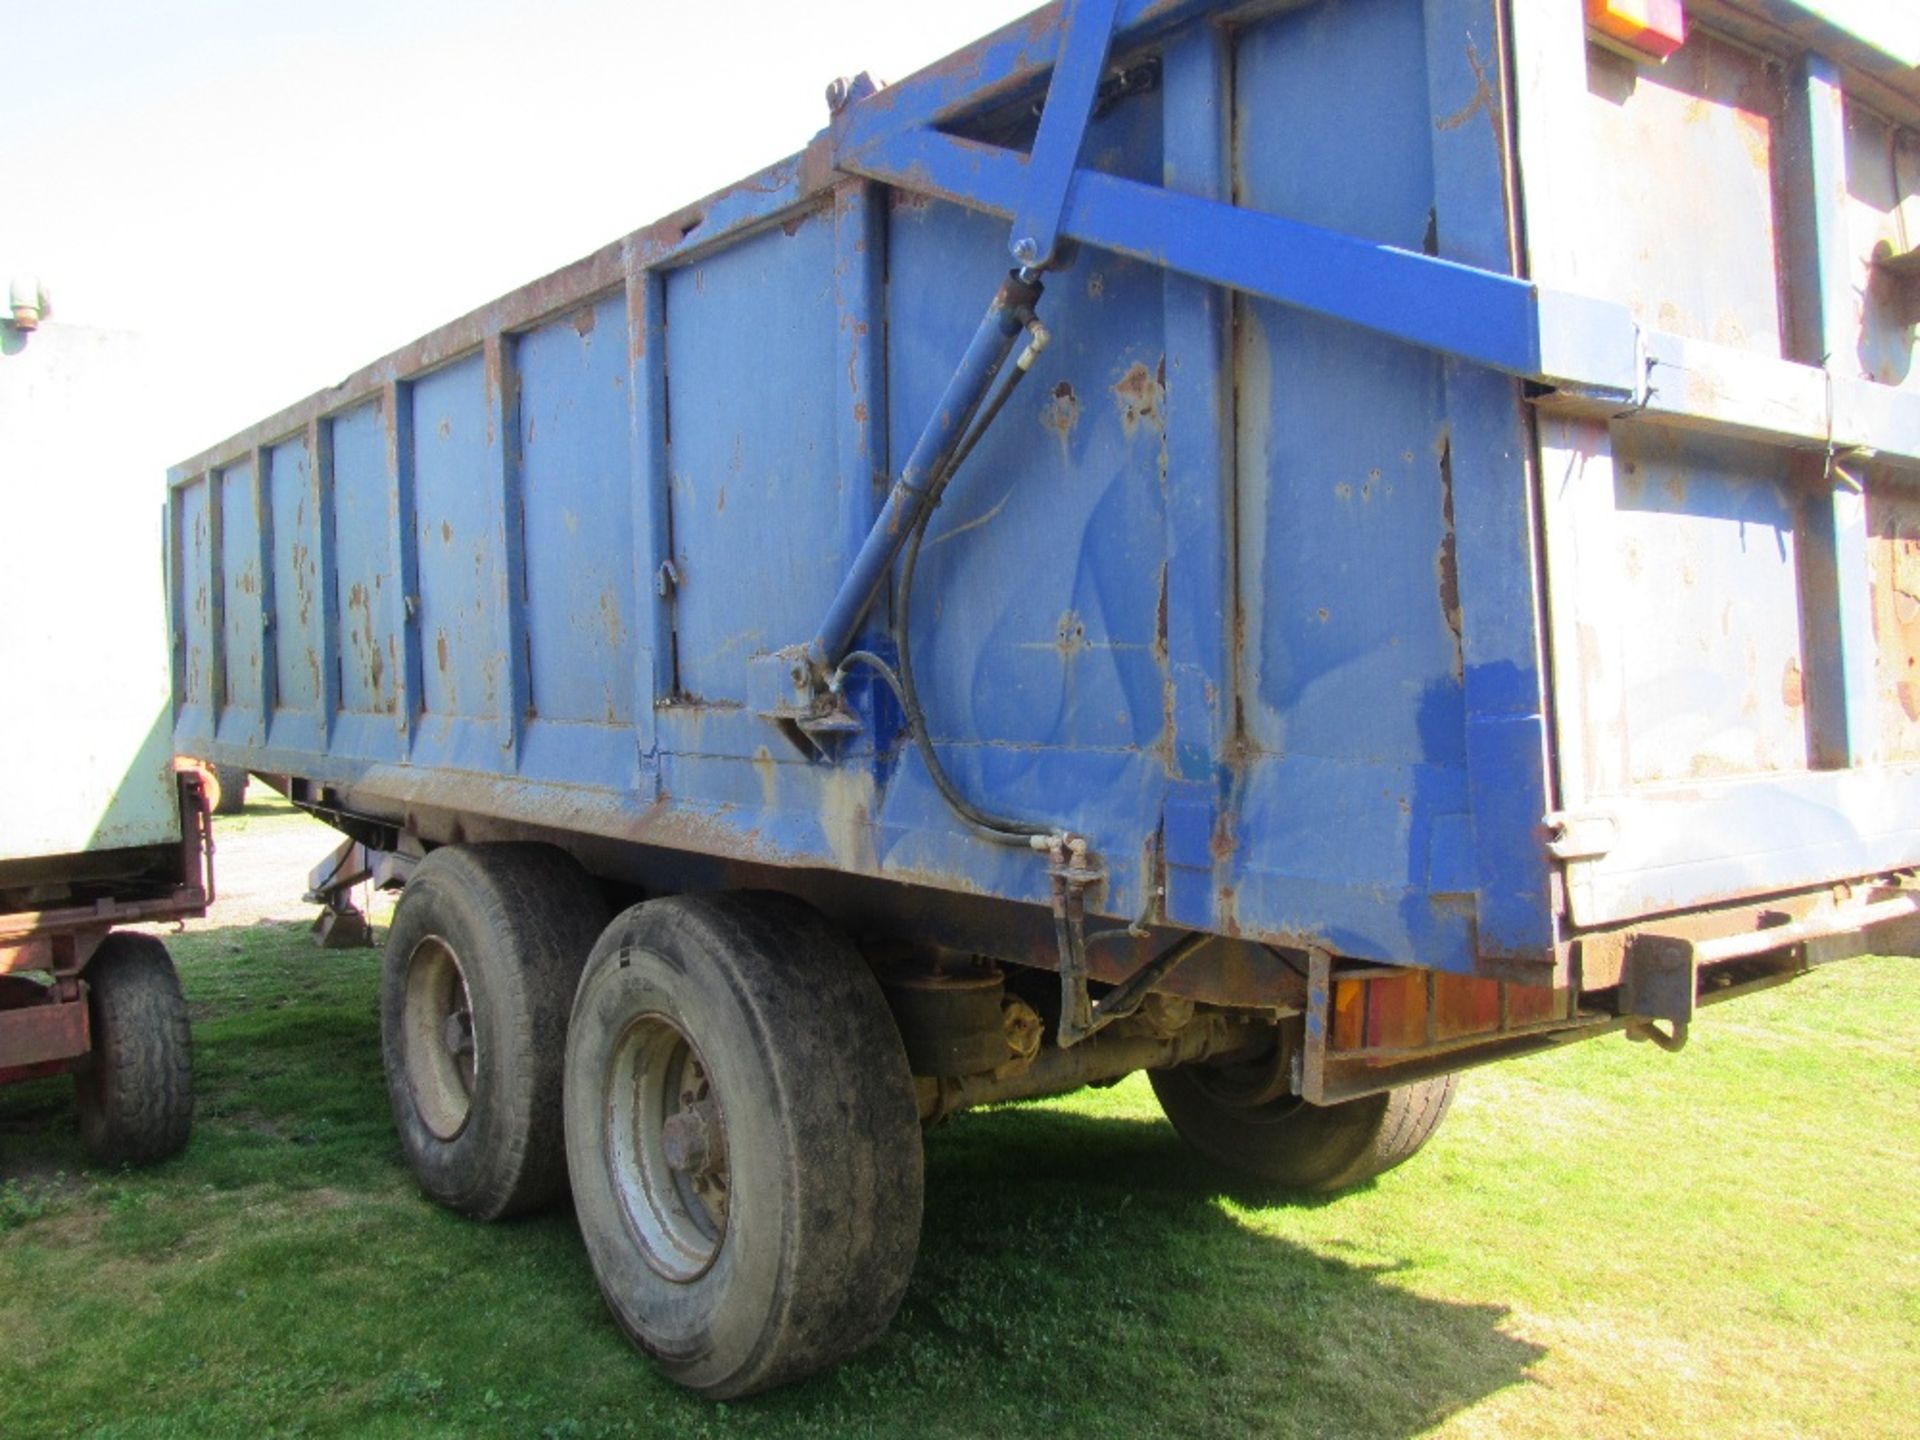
[345,581,385,700]
[1153,562,1169,667]
[1437,437,1463,684]
[626,275,649,363]
[1867,499,1920,751]
[1087,271,1104,299]
[752,745,779,814]
[1216,885,1239,938]
[1110,359,1165,440]
[441,521,453,545]
[1155,563,1174,767]
[571,306,597,337]
[436,628,450,675]
[1209,810,1236,864]
[599,586,624,647]
[1041,380,1080,443]
[1434,37,1504,160]
[1781,657,1804,709]
[1055,611,1089,656]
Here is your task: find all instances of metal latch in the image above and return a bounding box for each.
[1544,809,1618,861]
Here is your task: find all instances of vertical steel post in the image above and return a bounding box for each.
[626,258,673,759]
[382,379,421,754]
[484,335,529,766]
[1783,54,1878,770]
[1159,22,1237,929]
[251,445,279,735]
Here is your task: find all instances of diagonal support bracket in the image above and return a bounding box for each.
[1009,0,1124,271]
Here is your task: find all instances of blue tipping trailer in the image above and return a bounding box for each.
[169,0,1920,1396]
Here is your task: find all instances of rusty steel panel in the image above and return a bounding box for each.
[1523,5,1920,928]
[1866,482,1920,760]
[1576,30,1790,357]
[0,994,90,1070]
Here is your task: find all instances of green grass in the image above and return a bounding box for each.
[1,825,1915,1438]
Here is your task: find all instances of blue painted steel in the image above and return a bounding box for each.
[845,125,1638,395]
[808,270,1034,673]
[1421,0,1556,956]
[1157,22,1233,929]
[165,0,1920,982]
[1010,0,1123,269]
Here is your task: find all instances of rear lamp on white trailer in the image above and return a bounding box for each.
[1585,0,1688,61]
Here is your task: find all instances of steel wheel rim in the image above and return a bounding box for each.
[402,935,478,1140]
[606,1012,729,1282]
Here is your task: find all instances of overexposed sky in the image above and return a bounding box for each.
[5,0,1035,462]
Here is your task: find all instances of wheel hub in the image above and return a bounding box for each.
[401,935,478,1141]
[660,1106,713,1177]
[606,1013,730,1281]
[442,1008,475,1060]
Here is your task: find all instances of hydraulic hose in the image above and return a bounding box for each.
[835,313,1051,843]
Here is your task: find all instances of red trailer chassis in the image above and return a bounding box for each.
[0,775,213,1086]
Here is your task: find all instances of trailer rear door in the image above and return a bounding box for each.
[1514,2,1920,926]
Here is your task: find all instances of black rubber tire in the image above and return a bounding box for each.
[209,764,249,816]
[564,893,924,1399]
[74,932,193,1166]
[1150,1064,1458,1194]
[380,843,610,1220]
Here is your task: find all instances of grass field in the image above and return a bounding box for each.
[1,803,1915,1438]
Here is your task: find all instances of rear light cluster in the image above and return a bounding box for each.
[1586,0,1688,62]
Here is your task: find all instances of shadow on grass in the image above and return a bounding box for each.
[840,1103,1549,1436]
[2,919,1545,1438]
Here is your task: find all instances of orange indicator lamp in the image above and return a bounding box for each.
[1586,0,1687,62]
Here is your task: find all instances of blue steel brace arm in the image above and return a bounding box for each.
[1009,0,1124,271]
[803,0,1126,678]
[831,0,1643,402]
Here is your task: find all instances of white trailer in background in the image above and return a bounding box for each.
[0,296,209,1163]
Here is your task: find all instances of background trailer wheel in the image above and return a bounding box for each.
[379,843,609,1220]
[208,764,248,816]
[1150,1061,1458,1194]
[564,893,923,1399]
[75,932,193,1167]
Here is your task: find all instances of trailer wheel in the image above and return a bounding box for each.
[1149,1062,1457,1193]
[380,844,609,1219]
[75,933,193,1166]
[564,893,923,1398]
[209,764,249,815]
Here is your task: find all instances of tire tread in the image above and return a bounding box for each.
[75,933,193,1166]
[381,843,608,1219]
